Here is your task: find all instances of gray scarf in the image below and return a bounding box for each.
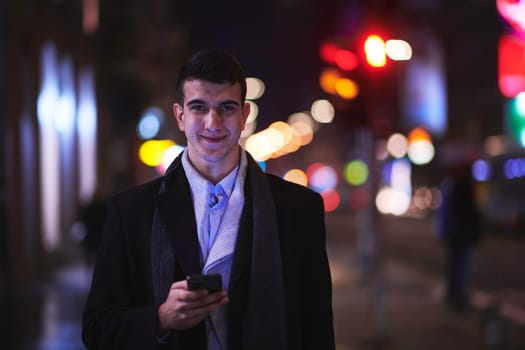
[151,152,287,350]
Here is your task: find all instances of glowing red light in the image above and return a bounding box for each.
[349,187,371,211]
[499,34,525,97]
[334,49,358,71]
[319,42,338,64]
[321,189,340,212]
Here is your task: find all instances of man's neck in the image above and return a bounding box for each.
[187,149,241,185]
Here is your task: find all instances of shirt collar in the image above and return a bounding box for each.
[181,148,246,203]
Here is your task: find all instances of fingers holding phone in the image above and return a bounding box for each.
[186,274,223,293]
[158,275,227,331]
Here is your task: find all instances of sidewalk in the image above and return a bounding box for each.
[328,242,525,350]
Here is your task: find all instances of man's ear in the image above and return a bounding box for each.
[241,101,251,131]
[173,103,184,131]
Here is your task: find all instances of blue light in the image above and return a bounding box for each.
[257,161,267,171]
[309,165,338,192]
[37,42,59,127]
[504,159,514,179]
[54,56,76,134]
[503,158,524,179]
[137,107,164,139]
[382,160,393,185]
[472,159,491,181]
[77,66,98,202]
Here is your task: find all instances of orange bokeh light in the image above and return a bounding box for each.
[408,127,431,144]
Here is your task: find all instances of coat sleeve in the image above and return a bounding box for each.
[82,196,160,350]
[302,193,336,350]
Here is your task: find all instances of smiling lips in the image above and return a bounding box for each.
[201,134,227,143]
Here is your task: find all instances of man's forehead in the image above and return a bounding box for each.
[183,79,240,90]
[182,79,242,102]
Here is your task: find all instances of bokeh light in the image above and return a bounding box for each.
[334,48,359,71]
[407,127,434,165]
[288,112,318,133]
[319,67,340,95]
[162,144,185,172]
[504,158,525,179]
[385,39,413,61]
[407,140,435,165]
[289,120,314,146]
[376,139,388,160]
[311,99,335,124]
[246,101,259,123]
[344,160,369,186]
[246,77,265,100]
[283,169,308,187]
[319,41,338,64]
[472,159,492,181]
[258,161,267,171]
[240,120,257,138]
[321,189,340,212]
[307,163,338,192]
[349,187,371,211]
[485,135,508,156]
[137,107,164,140]
[364,35,387,67]
[382,160,393,186]
[391,158,412,193]
[413,186,432,210]
[269,121,294,158]
[386,133,408,158]
[245,128,283,161]
[376,186,411,216]
[335,78,359,100]
[408,126,431,144]
[139,139,176,167]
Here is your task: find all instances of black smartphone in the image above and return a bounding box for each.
[186,274,223,293]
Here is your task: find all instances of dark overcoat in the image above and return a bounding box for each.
[82,156,335,350]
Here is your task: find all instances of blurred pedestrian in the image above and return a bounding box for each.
[438,161,483,310]
[79,189,108,267]
[82,50,335,350]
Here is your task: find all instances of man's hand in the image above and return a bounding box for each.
[158,280,228,330]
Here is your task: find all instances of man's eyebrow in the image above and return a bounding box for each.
[218,100,240,106]
[186,99,207,106]
[186,99,240,106]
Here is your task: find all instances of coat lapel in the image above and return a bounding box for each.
[156,165,202,277]
[228,188,253,293]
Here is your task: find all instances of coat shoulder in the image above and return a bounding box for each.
[111,177,164,211]
[265,173,323,209]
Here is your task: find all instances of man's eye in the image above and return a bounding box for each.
[190,105,207,112]
[221,105,236,113]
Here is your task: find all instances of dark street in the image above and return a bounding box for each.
[2,207,524,349]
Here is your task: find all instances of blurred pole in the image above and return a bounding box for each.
[354,126,386,338]
[0,0,8,293]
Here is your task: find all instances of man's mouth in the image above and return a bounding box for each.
[201,135,227,143]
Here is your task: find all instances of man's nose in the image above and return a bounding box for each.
[205,109,222,130]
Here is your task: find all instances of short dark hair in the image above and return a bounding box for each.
[175,50,247,104]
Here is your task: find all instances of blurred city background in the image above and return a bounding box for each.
[2,0,525,349]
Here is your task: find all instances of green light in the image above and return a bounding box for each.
[508,92,525,147]
[344,160,369,186]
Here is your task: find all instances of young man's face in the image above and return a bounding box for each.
[173,79,249,176]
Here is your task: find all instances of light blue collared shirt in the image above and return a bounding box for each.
[181,149,247,350]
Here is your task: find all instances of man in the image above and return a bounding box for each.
[82,50,335,350]
[437,161,482,311]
